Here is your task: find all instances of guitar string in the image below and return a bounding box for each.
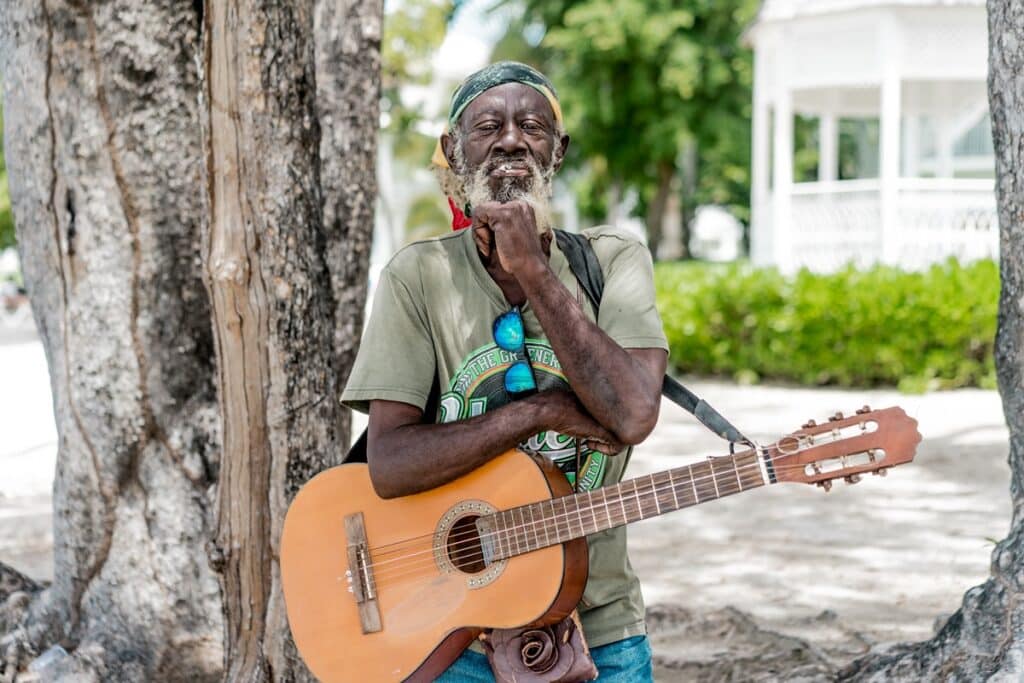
[366,456,765,570]
[365,443,776,555]
[366,456,874,585]
[366,423,877,559]
[369,469,770,587]
[365,449,841,566]
[366,454,870,581]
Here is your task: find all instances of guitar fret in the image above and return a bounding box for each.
[540,502,551,547]
[668,470,679,509]
[651,474,662,515]
[689,466,700,503]
[514,507,523,555]
[732,457,744,491]
[499,512,508,559]
[633,480,644,520]
[587,491,598,536]
[575,494,586,534]
[525,505,537,552]
[602,488,614,528]
[709,459,720,498]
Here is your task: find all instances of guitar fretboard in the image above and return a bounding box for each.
[483,451,767,561]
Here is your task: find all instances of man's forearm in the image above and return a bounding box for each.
[366,391,617,499]
[518,261,660,444]
[368,401,545,498]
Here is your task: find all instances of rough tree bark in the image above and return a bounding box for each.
[0,0,379,680]
[0,2,222,680]
[199,0,379,678]
[839,2,1024,679]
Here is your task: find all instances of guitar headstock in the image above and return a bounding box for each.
[767,406,921,491]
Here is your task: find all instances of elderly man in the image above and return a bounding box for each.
[342,62,668,681]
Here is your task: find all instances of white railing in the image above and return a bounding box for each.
[783,178,997,272]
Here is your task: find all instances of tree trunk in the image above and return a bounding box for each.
[0,0,379,680]
[839,2,1024,678]
[678,140,697,261]
[0,2,222,680]
[315,0,382,430]
[645,161,674,260]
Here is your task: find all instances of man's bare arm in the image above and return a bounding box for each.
[367,391,623,499]
[474,201,668,445]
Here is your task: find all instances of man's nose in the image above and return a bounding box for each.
[494,121,527,155]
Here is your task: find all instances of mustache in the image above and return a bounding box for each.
[483,153,537,174]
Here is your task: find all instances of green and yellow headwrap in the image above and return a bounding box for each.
[431,61,563,169]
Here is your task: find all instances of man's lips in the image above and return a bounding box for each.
[489,161,530,177]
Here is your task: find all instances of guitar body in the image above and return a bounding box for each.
[281,449,589,683]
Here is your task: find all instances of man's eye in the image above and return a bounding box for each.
[476,123,499,132]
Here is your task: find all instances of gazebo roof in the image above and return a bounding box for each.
[755,0,985,24]
[747,0,988,92]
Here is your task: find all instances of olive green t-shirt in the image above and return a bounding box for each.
[342,225,668,648]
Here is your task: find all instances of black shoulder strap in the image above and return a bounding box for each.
[553,229,752,447]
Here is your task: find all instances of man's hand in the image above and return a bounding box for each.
[533,390,625,455]
[473,200,548,278]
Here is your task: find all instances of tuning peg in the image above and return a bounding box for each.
[844,474,862,485]
[828,411,844,422]
[816,480,833,492]
[856,405,871,415]
[872,468,888,477]
[802,419,817,429]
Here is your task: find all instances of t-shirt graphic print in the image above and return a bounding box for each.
[438,339,606,490]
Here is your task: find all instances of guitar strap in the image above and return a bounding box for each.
[553,229,754,450]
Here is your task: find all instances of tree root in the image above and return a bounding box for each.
[0,579,73,683]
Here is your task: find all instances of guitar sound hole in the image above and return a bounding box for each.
[447,515,486,574]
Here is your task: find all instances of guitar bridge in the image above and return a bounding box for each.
[345,512,382,634]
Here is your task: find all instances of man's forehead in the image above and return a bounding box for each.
[459,83,556,126]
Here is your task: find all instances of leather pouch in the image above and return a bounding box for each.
[479,610,598,683]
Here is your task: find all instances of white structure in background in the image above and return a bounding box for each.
[747,0,996,273]
[690,206,744,262]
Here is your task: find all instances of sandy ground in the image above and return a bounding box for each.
[0,325,1011,680]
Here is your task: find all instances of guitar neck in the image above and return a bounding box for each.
[482,450,773,562]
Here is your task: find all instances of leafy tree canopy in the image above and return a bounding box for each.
[491,0,759,230]
[382,0,454,165]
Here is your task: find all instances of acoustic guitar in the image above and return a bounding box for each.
[281,406,921,682]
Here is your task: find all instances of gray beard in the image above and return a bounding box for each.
[463,156,555,234]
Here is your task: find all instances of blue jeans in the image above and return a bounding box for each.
[435,635,653,682]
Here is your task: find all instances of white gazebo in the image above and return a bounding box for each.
[747,0,997,273]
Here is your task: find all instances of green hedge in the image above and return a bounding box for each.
[654,259,998,392]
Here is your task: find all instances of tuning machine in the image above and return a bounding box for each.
[855,405,871,415]
[816,479,833,492]
[828,411,844,422]
[802,419,817,429]
[872,468,888,477]
[844,474,862,485]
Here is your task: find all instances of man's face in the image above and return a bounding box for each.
[442,82,569,205]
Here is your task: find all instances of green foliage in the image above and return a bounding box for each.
[500,0,760,232]
[655,259,998,391]
[0,172,13,251]
[382,0,453,164]
[405,193,450,241]
[0,101,14,251]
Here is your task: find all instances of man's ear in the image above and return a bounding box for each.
[554,133,570,172]
[440,131,459,171]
